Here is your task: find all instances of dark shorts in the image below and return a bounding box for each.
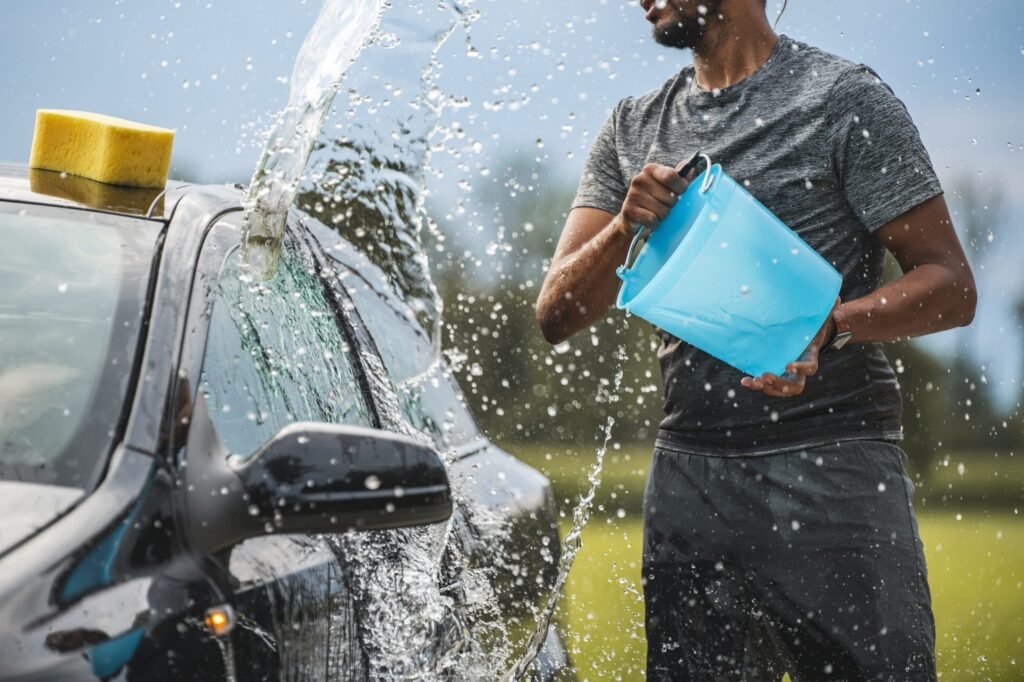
[642,439,936,681]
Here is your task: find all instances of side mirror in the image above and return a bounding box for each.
[184,397,452,554]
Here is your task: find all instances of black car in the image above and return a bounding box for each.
[0,164,571,680]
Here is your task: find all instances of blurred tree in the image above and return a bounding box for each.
[945,176,1020,450]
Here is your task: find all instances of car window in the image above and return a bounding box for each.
[199,237,374,457]
[334,263,478,450]
[0,203,159,490]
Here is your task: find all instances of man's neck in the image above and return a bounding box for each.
[692,6,778,92]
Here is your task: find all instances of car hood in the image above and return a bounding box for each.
[0,481,83,556]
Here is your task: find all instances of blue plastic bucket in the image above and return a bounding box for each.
[616,156,842,377]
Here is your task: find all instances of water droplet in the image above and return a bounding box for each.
[364,475,381,490]
[877,483,886,492]
[739,284,750,295]
[791,520,801,531]
[248,505,260,516]
[376,32,400,49]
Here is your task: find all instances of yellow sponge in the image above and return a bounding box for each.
[29,109,174,189]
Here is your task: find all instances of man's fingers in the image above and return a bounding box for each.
[762,372,806,397]
[635,175,680,209]
[785,358,818,377]
[634,193,674,223]
[743,367,811,397]
[740,376,764,392]
[624,184,674,227]
[647,163,690,194]
[623,163,695,231]
[622,206,661,230]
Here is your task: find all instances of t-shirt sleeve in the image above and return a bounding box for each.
[570,101,629,215]
[826,66,943,233]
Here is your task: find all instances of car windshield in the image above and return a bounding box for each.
[0,203,159,490]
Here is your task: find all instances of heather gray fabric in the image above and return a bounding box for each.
[572,35,943,455]
[642,439,936,679]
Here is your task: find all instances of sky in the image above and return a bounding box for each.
[1,0,1021,406]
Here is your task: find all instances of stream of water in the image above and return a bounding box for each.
[244,0,620,678]
[243,0,384,279]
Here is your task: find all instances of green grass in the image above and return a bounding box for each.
[506,444,1024,680]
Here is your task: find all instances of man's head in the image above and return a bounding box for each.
[641,0,768,50]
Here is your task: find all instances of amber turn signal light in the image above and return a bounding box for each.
[204,605,235,637]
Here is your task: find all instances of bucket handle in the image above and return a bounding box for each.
[698,153,716,194]
[616,153,713,280]
[617,225,649,279]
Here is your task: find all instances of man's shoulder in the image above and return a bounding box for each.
[780,36,877,94]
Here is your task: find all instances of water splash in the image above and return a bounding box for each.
[243,0,385,279]
[260,0,497,677]
[240,0,604,677]
[297,0,477,356]
[503,348,626,680]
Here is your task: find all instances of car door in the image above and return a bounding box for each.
[183,214,377,681]
[298,215,564,676]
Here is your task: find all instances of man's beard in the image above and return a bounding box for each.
[652,0,724,50]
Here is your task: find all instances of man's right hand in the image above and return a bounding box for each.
[536,162,693,345]
[613,163,693,237]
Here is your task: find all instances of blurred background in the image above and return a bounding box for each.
[2,1,1021,678]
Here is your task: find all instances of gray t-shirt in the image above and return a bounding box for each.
[571,35,943,455]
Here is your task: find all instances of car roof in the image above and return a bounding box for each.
[0,162,193,222]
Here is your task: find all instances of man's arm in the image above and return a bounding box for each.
[832,194,977,342]
[534,207,631,345]
[741,194,977,397]
[536,164,691,345]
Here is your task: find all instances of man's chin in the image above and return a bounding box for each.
[652,21,697,49]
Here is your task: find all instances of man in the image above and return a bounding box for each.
[536,0,977,679]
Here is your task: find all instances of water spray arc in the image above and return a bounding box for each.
[243,0,385,279]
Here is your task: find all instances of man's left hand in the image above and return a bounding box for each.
[739,301,838,398]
